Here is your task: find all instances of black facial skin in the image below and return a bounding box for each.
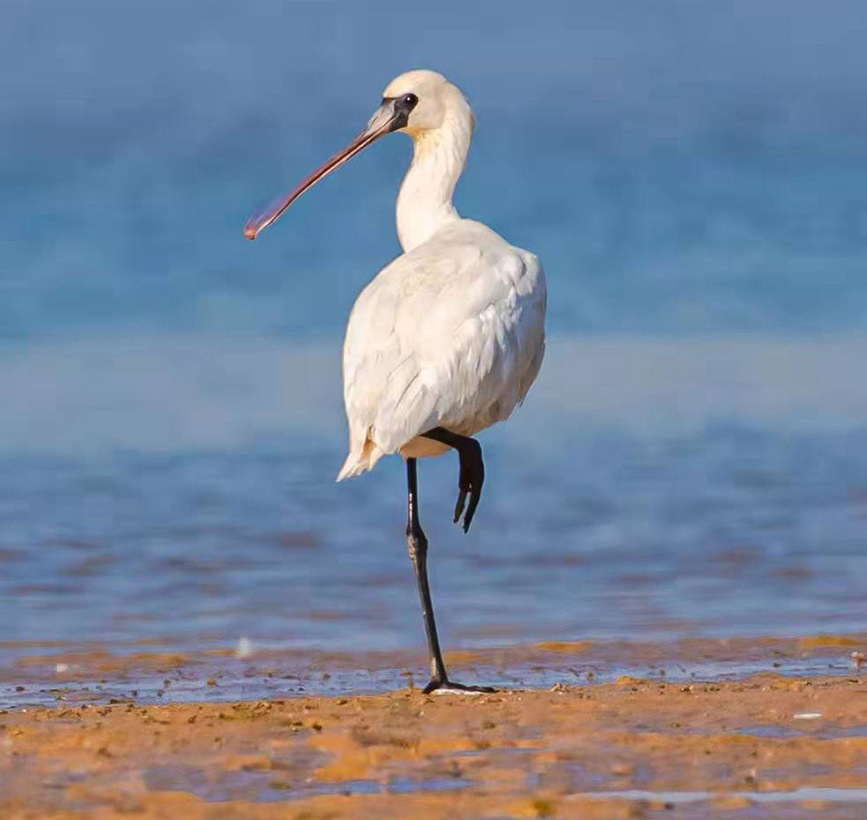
[383,92,419,131]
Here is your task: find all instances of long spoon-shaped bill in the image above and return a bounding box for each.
[244,105,398,240]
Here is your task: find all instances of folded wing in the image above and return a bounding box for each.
[338,221,546,480]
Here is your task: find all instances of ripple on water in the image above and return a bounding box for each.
[142,764,469,803]
[577,787,867,805]
[2,431,867,680]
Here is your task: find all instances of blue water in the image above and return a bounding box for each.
[2,423,867,653]
[1,1,867,667]
[4,0,867,340]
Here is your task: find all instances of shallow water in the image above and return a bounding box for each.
[0,646,856,710]
[1,423,866,660]
[579,787,867,804]
[1,412,867,705]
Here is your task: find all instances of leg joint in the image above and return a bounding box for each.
[406,525,428,560]
[464,437,482,460]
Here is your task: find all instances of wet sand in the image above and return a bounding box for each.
[3,637,867,819]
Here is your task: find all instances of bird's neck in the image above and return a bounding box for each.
[396,113,473,252]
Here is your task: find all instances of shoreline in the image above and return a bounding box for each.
[3,673,867,818]
[2,631,863,709]
[2,633,867,817]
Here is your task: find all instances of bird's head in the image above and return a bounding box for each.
[378,70,471,136]
[244,69,471,240]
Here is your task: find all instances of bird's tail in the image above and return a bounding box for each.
[336,436,385,481]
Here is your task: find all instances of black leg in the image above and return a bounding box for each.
[406,458,447,686]
[420,428,485,532]
[405,458,496,695]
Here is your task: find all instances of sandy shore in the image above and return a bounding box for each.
[3,662,867,819]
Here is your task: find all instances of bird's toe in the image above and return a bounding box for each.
[453,488,468,524]
[422,677,497,695]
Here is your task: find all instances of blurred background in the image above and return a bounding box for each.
[2,0,867,660]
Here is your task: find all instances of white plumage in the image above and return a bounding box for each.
[245,68,548,694]
[336,70,547,479]
[244,68,546,484]
[339,219,545,478]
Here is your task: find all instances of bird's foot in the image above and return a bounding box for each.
[422,677,497,695]
[453,438,484,533]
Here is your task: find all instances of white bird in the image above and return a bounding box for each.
[245,70,546,693]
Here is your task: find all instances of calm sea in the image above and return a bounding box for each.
[1,0,866,668]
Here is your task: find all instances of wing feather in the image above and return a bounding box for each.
[338,221,546,478]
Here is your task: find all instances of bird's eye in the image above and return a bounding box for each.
[403,93,418,107]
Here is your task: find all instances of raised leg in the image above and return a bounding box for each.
[405,457,495,694]
[421,428,485,532]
